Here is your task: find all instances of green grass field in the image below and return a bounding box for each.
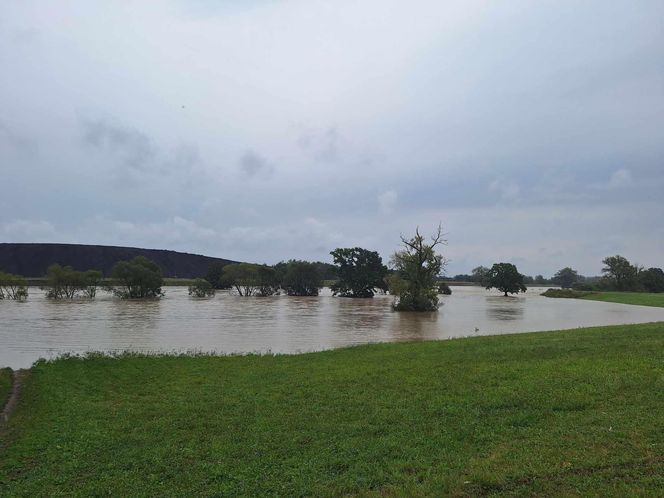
[542,289,664,308]
[0,368,11,410]
[2,323,664,496]
[580,292,664,308]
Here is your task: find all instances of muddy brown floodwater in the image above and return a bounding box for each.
[2,286,664,369]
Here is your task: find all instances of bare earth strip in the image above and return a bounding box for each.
[1,369,29,427]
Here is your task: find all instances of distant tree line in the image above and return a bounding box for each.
[5,234,662,307]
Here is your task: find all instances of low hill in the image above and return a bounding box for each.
[0,243,237,278]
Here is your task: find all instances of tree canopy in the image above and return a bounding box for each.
[110,256,164,299]
[601,255,638,291]
[278,260,322,296]
[43,264,102,299]
[486,263,527,296]
[188,278,215,297]
[330,247,388,298]
[222,263,278,296]
[552,267,578,289]
[389,225,447,311]
[639,267,664,293]
[0,271,28,300]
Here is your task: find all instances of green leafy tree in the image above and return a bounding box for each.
[639,267,664,293]
[42,265,102,299]
[330,247,388,298]
[188,278,216,297]
[82,270,103,298]
[43,264,79,299]
[486,263,527,296]
[206,262,231,289]
[389,225,447,311]
[280,260,322,296]
[0,271,29,300]
[110,256,164,299]
[471,266,490,286]
[601,255,638,291]
[552,267,578,289]
[222,263,277,296]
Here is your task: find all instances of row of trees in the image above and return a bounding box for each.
[204,228,447,310]
[452,266,553,286]
[544,256,664,293]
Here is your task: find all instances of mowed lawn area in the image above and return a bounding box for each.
[2,323,664,496]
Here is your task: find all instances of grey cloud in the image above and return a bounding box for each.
[82,118,156,169]
[0,121,38,154]
[238,150,273,177]
[1,0,663,276]
[297,126,339,163]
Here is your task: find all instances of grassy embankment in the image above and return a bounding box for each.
[542,289,664,308]
[0,368,11,411]
[2,323,664,496]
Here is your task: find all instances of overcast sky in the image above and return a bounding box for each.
[1,0,663,276]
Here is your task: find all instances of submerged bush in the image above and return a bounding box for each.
[541,288,593,298]
[438,282,452,295]
[0,271,29,300]
[222,263,278,296]
[42,264,102,299]
[109,256,164,299]
[188,278,215,297]
[280,260,322,296]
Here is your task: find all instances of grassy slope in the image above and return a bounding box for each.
[2,323,664,496]
[0,368,11,410]
[580,292,664,308]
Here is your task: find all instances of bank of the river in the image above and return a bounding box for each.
[542,289,664,308]
[2,322,664,496]
[0,368,11,410]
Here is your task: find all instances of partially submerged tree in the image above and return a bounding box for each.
[486,263,527,296]
[552,267,578,289]
[389,225,447,311]
[0,271,29,300]
[222,263,278,296]
[109,256,164,299]
[330,247,388,298]
[206,261,231,289]
[188,278,216,297]
[43,264,102,299]
[280,260,322,296]
[438,282,452,295]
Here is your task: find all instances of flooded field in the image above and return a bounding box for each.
[2,286,664,369]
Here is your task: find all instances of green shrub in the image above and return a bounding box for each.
[188,278,215,298]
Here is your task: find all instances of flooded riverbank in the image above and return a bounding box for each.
[2,286,664,368]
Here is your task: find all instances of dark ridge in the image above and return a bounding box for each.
[0,243,238,278]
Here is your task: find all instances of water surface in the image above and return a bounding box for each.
[2,286,664,368]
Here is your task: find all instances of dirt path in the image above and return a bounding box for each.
[1,369,29,426]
